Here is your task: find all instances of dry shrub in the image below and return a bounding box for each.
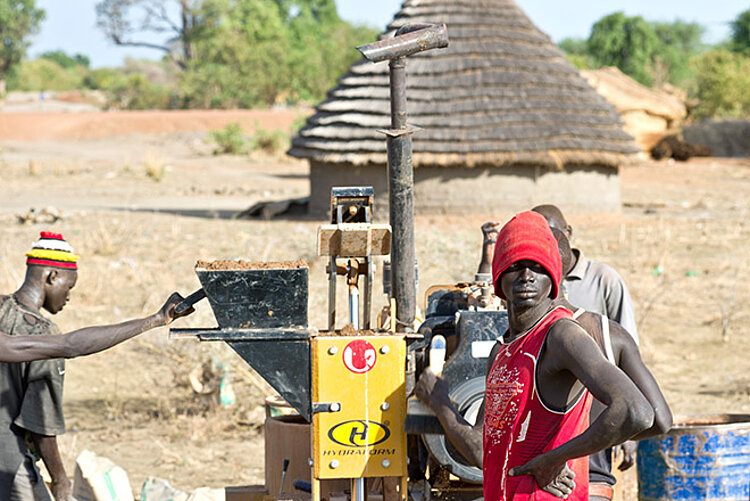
[210,122,247,155]
[28,160,40,176]
[250,126,288,155]
[83,220,126,257]
[144,150,168,182]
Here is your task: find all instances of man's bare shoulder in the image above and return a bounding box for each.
[550,316,588,336]
[546,317,596,355]
[607,318,637,355]
[574,310,600,335]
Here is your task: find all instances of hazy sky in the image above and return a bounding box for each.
[29,0,747,68]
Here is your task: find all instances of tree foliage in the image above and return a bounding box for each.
[558,37,592,69]
[95,0,377,108]
[0,0,45,80]
[180,0,292,107]
[555,11,750,119]
[40,50,90,69]
[650,20,704,86]
[730,9,750,54]
[587,12,660,85]
[178,0,376,108]
[6,58,86,90]
[691,49,750,119]
[105,72,172,109]
[560,12,705,87]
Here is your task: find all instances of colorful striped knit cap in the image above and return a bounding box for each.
[26,232,79,270]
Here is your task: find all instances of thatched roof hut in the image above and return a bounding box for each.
[289,0,640,215]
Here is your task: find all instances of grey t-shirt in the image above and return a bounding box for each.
[0,295,66,497]
[563,250,639,344]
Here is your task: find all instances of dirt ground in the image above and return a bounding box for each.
[1,111,749,498]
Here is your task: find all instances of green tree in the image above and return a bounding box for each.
[96,0,377,108]
[180,0,376,108]
[691,49,750,119]
[0,0,45,83]
[105,72,171,109]
[7,58,86,90]
[587,12,660,85]
[83,67,123,90]
[559,37,588,56]
[650,20,704,86]
[558,37,592,69]
[730,9,750,54]
[180,0,292,107]
[40,50,90,68]
[282,0,377,102]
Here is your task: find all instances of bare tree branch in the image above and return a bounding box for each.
[96,0,196,69]
[111,36,173,54]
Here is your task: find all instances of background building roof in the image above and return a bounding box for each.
[290,0,640,169]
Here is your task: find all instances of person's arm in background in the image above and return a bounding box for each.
[415,368,484,467]
[610,320,673,469]
[414,343,502,467]
[0,292,190,363]
[477,222,501,276]
[31,434,73,501]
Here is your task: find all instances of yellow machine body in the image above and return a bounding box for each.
[312,335,407,479]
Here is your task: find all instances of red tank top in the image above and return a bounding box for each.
[483,306,592,501]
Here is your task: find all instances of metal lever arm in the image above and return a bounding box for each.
[357,24,448,62]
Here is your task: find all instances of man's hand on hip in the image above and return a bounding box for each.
[509,457,575,499]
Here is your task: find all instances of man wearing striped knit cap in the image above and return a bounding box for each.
[0,233,191,501]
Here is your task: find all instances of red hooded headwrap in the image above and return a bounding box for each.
[491,211,562,300]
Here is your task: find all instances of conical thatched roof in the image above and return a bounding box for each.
[289,0,639,169]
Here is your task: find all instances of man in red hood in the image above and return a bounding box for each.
[417,212,654,500]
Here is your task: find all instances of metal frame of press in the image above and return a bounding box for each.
[170,24,449,501]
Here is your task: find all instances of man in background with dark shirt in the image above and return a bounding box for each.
[0,232,190,501]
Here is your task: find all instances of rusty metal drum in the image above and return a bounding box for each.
[637,415,750,500]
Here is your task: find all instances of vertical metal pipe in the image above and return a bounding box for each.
[328,256,337,330]
[388,57,416,333]
[349,284,360,329]
[363,257,372,329]
[352,478,366,501]
[390,58,407,130]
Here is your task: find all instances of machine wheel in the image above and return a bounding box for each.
[422,377,485,484]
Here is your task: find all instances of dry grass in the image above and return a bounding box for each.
[143,150,169,182]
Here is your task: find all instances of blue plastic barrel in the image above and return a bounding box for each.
[637,415,750,500]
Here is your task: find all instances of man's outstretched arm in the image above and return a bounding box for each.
[0,292,190,363]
